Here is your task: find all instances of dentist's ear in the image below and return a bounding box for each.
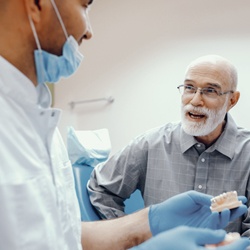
[34,0,41,10]
[228,91,240,111]
[23,0,45,23]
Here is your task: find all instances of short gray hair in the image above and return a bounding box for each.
[186,55,238,90]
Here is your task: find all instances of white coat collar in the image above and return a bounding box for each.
[0,56,51,108]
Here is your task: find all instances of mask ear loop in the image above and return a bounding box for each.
[28,15,42,51]
[49,0,69,39]
[28,15,46,85]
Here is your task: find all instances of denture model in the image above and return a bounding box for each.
[206,232,240,248]
[210,191,242,212]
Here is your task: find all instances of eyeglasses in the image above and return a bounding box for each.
[177,84,234,99]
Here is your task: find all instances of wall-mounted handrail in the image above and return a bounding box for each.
[69,96,114,109]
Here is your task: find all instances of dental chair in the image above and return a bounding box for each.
[72,164,144,221]
[73,164,100,221]
[68,127,144,221]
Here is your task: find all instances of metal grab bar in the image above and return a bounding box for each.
[69,96,114,109]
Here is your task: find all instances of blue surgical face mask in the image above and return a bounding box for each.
[29,0,84,84]
[33,36,83,84]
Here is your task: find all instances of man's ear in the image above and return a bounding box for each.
[35,0,42,10]
[228,91,240,111]
[23,0,42,23]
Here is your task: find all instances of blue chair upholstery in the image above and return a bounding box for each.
[124,190,144,214]
[72,164,144,221]
[73,164,101,221]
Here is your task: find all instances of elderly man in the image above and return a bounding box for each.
[0,0,249,249]
[88,54,250,236]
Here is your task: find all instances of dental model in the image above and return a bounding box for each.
[206,232,241,248]
[210,191,242,212]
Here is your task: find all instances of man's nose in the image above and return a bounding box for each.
[189,90,204,106]
[83,18,93,40]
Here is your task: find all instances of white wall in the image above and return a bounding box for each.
[55,0,250,155]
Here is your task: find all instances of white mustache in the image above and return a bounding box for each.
[183,104,211,117]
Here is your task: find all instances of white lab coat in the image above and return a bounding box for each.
[0,56,81,250]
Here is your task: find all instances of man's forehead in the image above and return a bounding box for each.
[185,65,231,87]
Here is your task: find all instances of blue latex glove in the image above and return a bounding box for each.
[130,226,250,250]
[149,190,247,236]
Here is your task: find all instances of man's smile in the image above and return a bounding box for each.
[188,112,206,120]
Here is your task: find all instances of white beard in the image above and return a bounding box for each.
[181,100,228,136]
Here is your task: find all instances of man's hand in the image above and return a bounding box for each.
[130,226,250,250]
[149,190,247,235]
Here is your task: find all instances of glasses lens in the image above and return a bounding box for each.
[184,86,196,94]
[178,85,220,99]
[179,85,196,95]
[178,85,196,95]
[202,88,218,98]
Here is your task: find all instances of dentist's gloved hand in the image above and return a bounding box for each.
[149,190,247,236]
[130,226,250,250]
